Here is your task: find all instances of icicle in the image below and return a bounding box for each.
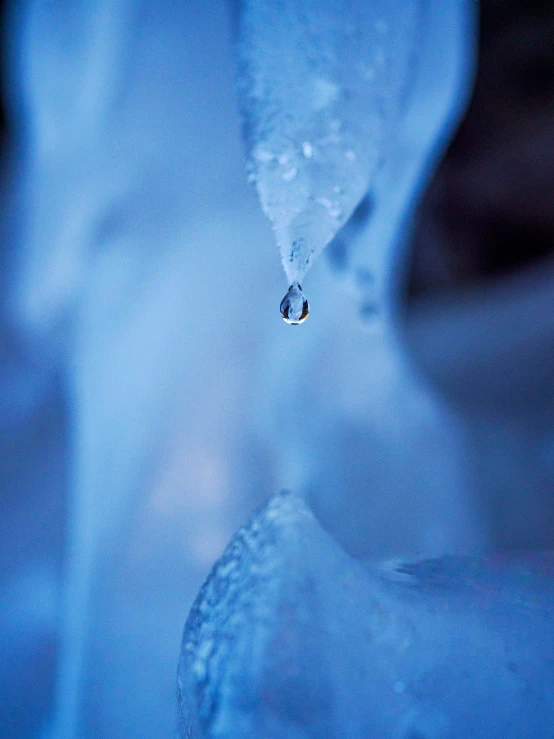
[237,0,420,318]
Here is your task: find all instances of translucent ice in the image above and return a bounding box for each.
[3,0,479,735]
[237,0,419,286]
[178,491,554,738]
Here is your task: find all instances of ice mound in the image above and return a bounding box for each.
[178,491,554,737]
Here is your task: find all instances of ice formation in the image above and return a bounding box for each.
[179,491,554,738]
[237,0,419,288]
[0,0,514,736]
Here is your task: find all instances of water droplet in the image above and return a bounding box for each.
[316,197,333,210]
[254,148,275,163]
[329,203,342,220]
[313,78,339,110]
[280,283,309,325]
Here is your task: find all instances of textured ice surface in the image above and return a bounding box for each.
[238,0,419,285]
[179,491,554,738]
[3,1,482,735]
[1,0,520,736]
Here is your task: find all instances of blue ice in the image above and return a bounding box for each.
[0,1,553,738]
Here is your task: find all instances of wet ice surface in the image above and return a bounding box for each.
[280,282,309,324]
[0,0,517,736]
[179,491,554,739]
[238,0,419,286]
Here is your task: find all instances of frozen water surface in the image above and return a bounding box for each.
[179,491,554,738]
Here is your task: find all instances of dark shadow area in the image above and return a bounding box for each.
[407,0,554,297]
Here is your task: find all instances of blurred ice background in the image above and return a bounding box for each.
[0,0,553,737]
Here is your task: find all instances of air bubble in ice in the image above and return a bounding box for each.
[280,282,309,325]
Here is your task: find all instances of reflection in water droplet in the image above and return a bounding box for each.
[280,282,309,325]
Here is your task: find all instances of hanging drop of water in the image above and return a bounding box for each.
[280,282,309,325]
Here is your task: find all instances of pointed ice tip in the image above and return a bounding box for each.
[280,282,309,325]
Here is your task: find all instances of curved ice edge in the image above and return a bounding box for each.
[178,490,554,738]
